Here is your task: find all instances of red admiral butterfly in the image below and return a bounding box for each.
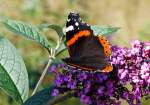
[63,12,112,73]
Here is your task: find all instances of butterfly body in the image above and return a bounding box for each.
[63,12,112,73]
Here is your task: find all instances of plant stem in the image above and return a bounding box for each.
[46,92,74,105]
[32,57,52,96]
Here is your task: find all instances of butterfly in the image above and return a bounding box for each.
[62,12,113,73]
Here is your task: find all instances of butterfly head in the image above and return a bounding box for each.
[65,12,91,41]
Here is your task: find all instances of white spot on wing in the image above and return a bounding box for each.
[65,25,74,32]
[75,22,79,26]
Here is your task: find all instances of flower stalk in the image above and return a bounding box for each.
[32,36,63,95]
[32,56,53,95]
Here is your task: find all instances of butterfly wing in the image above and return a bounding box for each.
[65,12,91,56]
[63,35,108,70]
[63,12,112,72]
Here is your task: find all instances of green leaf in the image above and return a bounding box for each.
[23,85,54,105]
[38,23,64,37]
[48,24,64,37]
[0,37,29,103]
[56,43,67,56]
[91,25,120,37]
[51,58,62,66]
[3,20,51,51]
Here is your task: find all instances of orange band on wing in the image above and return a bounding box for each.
[67,30,91,46]
[67,63,95,71]
[98,36,111,57]
[66,62,113,72]
[102,64,113,73]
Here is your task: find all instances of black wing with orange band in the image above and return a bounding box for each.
[63,12,112,72]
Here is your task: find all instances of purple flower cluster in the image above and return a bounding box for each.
[50,67,127,105]
[111,40,150,104]
[49,40,150,105]
[111,40,150,84]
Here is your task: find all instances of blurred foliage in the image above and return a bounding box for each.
[0,0,150,105]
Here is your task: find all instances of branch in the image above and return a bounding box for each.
[32,57,52,95]
[46,92,74,105]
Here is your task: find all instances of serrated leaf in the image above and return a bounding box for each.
[23,85,54,105]
[3,20,51,51]
[91,25,120,37]
[0,37,29,103]
[39,23,64,37]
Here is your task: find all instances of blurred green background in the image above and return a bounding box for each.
[0,0,150,105]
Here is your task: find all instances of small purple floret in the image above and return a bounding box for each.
[51,89,59,96]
